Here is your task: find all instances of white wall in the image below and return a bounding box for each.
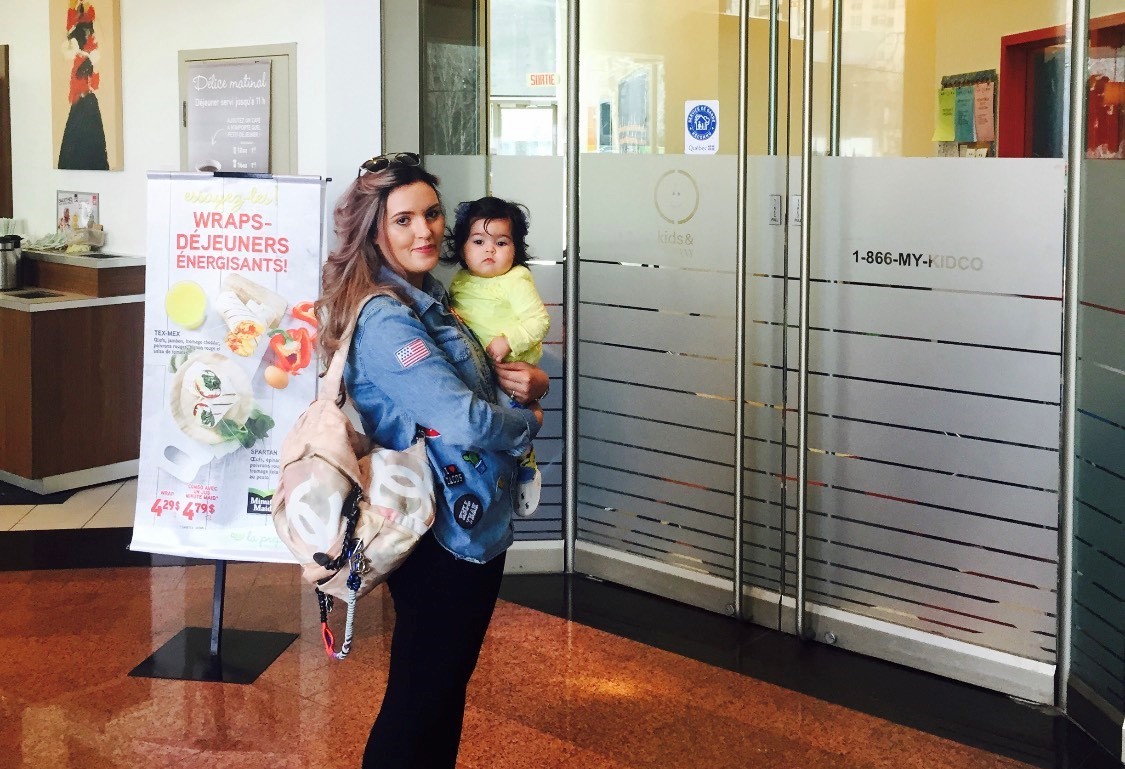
[1,0,381,257]
[323,0,383,233]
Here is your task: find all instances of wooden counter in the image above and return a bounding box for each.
[0,251,145,492]
[19,248,145,297]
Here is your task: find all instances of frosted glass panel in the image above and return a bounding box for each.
[1073,161,1125,716]
[423,155,487,219]
[491,156,565,259]
[743,156,797,607]
[577,152,738,582]
[812,159,1066,296]
[809,283,1062,351]
[803,157,1066,658]
[580,155,737,265]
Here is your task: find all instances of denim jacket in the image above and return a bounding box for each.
[344,269,539,563]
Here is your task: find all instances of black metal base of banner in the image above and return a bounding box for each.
[129,560,297,685]
[129,626,298,685]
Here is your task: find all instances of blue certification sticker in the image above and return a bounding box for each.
[684,100,719,155]
[686,104,717,141]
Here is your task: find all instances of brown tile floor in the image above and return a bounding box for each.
[0,564,1041,769]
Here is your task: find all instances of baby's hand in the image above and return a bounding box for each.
[487,336,511,363]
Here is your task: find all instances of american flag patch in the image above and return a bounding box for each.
[395,338,430,368]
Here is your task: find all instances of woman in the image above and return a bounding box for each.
[317,153,548,769]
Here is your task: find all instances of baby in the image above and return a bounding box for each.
[445,196,550,516]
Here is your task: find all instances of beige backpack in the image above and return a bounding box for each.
[272,295,435,659]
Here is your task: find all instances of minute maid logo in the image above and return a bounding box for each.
[246,488,274,515]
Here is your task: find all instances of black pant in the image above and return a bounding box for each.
[362,532,506,769]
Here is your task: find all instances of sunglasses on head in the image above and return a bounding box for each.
[357,152,421,177]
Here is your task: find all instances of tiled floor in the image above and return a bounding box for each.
[0,563,1087,769]
[0,478,137,531]
[0,481,1119,767]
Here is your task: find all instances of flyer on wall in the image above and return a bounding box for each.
[130,172,325,562]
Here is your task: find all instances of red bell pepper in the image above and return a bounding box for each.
[268,327,314,374]
[292,301,318,327]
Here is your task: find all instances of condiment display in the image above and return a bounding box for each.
[63,223,105,253]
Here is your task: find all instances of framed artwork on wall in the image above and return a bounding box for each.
[49,0,123,171]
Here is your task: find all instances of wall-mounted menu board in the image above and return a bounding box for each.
[185,59,272,174]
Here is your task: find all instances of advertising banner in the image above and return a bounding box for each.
[186,60,271,173]
[130,172,324,562]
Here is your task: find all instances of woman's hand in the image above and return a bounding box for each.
[494,361,549,405]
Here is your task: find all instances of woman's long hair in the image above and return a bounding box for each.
[317,164,442,362]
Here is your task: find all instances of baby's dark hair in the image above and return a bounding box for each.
[442,196,531,269]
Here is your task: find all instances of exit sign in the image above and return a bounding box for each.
[527,73,557,87]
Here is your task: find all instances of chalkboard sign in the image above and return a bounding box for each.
[186,60,272,173]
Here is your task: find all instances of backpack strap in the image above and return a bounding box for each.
[319,344,350,405]
[318,293,382,404]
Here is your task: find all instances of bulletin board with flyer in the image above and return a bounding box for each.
[933,69,998,158]
[130,172,324,563]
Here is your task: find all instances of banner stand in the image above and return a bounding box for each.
[129,170,324,684]
[129,560,298,685]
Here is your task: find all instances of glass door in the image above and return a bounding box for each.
[419,0,567,547]
[572,1,771,613]
[400,0,1091,710]
[789,0,1072,703]
[486,0,567,542]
